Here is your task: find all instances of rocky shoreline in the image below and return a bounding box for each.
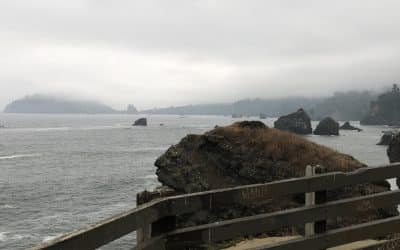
[138,120,397,246]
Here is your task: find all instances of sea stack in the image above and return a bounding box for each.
[314,117,339,136]
[274,108,312,135]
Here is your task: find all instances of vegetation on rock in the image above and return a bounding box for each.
[361,84,400,125]
[155,121,396,233]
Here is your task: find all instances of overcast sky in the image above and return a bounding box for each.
[1,0,400,110]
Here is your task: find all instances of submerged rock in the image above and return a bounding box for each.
[274,108,312,135]
[340,121,362,132]
[133,118,147,126]
[155,121,395,231]
[314,117,339,136]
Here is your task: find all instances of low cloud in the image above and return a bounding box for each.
[1,0,399,110]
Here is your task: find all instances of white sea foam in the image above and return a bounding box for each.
[0,232,34,242]
[0,232,7,242]
[131,147,167,153]
[0,154,40,160]
[43,234,62,242]
[0,204,16,209]
[139,174,157,179]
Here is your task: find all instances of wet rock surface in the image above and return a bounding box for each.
[378,132,396,146]
[314,117,339,136]
[133,118,147,126]
[274,108,312,135]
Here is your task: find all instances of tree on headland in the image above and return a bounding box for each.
[361,84,400,125]
[127,104,138,114]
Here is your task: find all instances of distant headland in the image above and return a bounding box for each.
[3,94,137,114]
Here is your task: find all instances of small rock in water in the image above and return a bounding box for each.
[339,121,362,132]
[133,118,147,126]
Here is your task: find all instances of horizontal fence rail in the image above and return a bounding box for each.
[164,190,400,248]
[32,163,400,250]
[258,216,400,250]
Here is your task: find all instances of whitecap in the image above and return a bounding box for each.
[10,234,30,240]
[0,232,8,242]
[43,234,62,242]
[137,175,157,179]
[0,204,16,209]
[131,147,167,153]
[0,154,40,160]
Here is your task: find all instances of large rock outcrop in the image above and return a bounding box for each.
[155,121,396,231]
[314,117,339,136]
[340,121,362,132]
[274,108,312,134]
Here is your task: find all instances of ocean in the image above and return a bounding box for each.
[0,114,393,249]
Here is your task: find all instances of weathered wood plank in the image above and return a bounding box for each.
[165,190,400,248]
[161,163,400,215]
[255,216,400,250]
[134,236,166,250]
[32,163,400,250]
[357,238,400,250]
[31,200,170,250]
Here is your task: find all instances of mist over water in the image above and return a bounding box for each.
[0,114,392,249]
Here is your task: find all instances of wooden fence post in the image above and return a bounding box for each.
[314,166,327,234]
[136,192,152,248]
[305,165,327,237]
[305,165,316,236]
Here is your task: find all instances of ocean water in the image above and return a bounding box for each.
[0,114,393,249]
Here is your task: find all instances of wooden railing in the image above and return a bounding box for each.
[32,163,400,250]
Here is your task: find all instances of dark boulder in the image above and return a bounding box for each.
[314,117,339,136]
[340,121,362,132]
[378,131,396,146]
[133,118,147,126]
[387,133,400,162]
[155,121,396,232]
[387,133,400,188]
[274,108,312,134]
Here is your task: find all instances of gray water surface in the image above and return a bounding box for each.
[0,114,391,249]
